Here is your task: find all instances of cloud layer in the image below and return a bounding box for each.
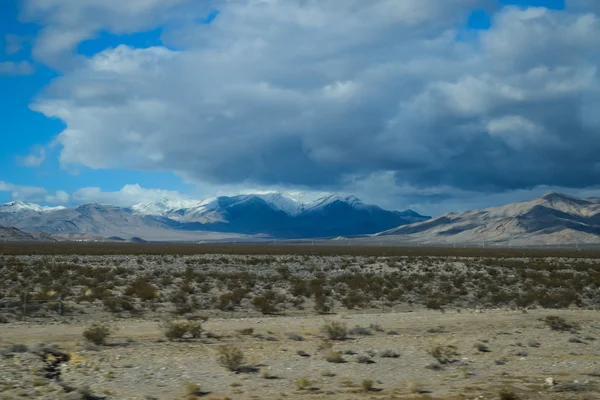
[20,0,600,211]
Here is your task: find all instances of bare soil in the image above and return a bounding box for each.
[1,309,599,399]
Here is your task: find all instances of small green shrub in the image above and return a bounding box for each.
[295,378,312,390]
[83,323,111,345]
[498,389,520,400]
[124,278,157,301]
[361,379,374,392]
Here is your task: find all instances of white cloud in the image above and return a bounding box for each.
[71,184,189,207]
[17,148,46,167]
[20,0,600,208]
[20,0,212,68]
[0,61,34,75]
[0,181,192,207]
[0,181,69,204]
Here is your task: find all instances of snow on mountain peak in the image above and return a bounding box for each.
[131,197,204,215]
[1,201,65,213]
[130,191,367,219]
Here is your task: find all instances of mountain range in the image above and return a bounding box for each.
[377,192,600,245]
[3,192,600,244]
[0,193,428,241]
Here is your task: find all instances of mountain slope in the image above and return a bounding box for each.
[0,226,56,242]
[133,192,429,238]
[0,192,428,240]
[379,192,600,244]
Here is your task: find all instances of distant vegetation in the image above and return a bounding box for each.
[1,245,599,321]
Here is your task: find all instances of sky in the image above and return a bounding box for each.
[0,0,599,216]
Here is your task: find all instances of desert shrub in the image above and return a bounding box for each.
[9,344,28,353]
[83,323,111,345]
[102,296,135,313]
[425,297,444,310]
[286,332,304,341]
[161,321,190,341]
[296,350,311,358]
[348,326,372,336]
[185,383,202,396]
[361,379,374,392]
[379,349,400,358]
[237,327,254,336]
[498,389,520,400]
[296,378,312,390]
[544,316,578,332]
[357,355,375,364]
[428,344,459,364]
[314,293,332,314]
[260,367,278,379]
[252,295,278,314]
[187,321,203,338]
[475,342,491,352]
[217,345,245,372]
[325,351,345,363]
[322,321,347,341]
[340,291,367,309]
[124,278,157,301]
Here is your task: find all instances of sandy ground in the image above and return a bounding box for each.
[1,308,599,400]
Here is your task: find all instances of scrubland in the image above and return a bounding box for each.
[1,244,599,399]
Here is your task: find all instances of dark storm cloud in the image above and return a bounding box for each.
[23,0,600,205]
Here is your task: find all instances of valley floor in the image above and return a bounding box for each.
[1,309,600,399]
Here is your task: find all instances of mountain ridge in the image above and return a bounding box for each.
[378,192,600,245]
[0,192,428,240]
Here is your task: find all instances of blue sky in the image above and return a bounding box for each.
[0,0,598,215]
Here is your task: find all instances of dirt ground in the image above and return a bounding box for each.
[1,308,599,400]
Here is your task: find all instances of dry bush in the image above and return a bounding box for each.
[162,320,189,341]
[162,320,203,341]
[361,379,374,392]
[124,278,157,301]
[428,344,459,364]
[379,349,400,358]
[544,316,578,332]
[325,351,345,363]
[498,389,520,400]
[83,323,111,345]
[185,383,202,396]
[295,378,312,390]
[187,321,203,338]
[286,332,304,341]
[348,326,372,336]
[322,321,347,341]
[217,345,245,372]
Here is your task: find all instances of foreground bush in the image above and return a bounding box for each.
[544,316,578,332]
[217,345,245,372]
[428,344,458,364]
[322,321,347,341]
[162,320,204,341]
[83,323,111,345]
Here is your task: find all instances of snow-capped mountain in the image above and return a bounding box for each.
[378,192,600,245]
[132,192,332,219]
[0,201,65,213]
[0,192,429,239]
